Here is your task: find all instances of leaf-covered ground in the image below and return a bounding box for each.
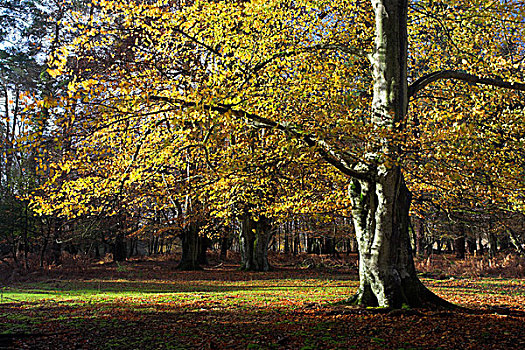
[1,258,524,349]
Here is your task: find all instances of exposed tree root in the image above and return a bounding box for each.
[345,278,463,311]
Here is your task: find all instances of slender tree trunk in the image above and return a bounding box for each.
[23,203,30,270]
[50,224,62,266]
[40,235,48,268]
[409,220,417,254]
[219,234,230,261]
[94,243,100,258]
[321,236,336,255]
[350,237,357,253]
[153,236,159,254]
[306,236,314,254]
[477,235,484,256]
[293,233,300,256]
[436,239,443,254]
[488,230,497,258]
[40,220,51,268]
[284,229,290,254]
[415,218,425,256]
[128,238,135,258]
[159,238,164,254]
[507,228,525,256]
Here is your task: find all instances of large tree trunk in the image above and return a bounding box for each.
[321,236,336,255]
[113,216,127,262]
[113,232,127,262]
[467,237,476,255]
[454,233,466,259]
[350,177,448,308]
[178,221,202,270]
[239,213,271,271]
[348,0,451,308]
[197,235,210,265]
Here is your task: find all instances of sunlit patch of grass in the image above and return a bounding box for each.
[3,276,522,314]
[1,278,359,309]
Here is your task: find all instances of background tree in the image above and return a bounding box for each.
[0,0,79,268]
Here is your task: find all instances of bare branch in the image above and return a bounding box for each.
[408,70,525,98]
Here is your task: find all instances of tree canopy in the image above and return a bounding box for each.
[27,0,525,307]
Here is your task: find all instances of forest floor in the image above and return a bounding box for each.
[1,253,525,349]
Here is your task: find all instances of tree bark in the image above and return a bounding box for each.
[284,229,290,254]
[415,218,425,256]
[50,234,62,266]
[347,0,452,308]
[477,235,484,256]
[467,237,476,255]
[507,228,525,256]
[239,213,271,271]
[113,232,127,262]
[321,236,336,255]
[445,239,452,253]
[488,229,497,258]
[499,234,510,251]
[350,177,449,308]
[454,235,466,259]
[219,234,231,261]
[178,221,202,270]
[40,220,51,268]
[293,233,300,256]
[94,243,100,258]
[198,235,209,265]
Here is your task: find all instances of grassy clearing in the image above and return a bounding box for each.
[1,262,524,349]
[2,276,358,301]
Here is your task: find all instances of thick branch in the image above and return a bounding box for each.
[408,70,525,98]
[150,96,371,181]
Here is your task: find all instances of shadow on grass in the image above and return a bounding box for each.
[2,298,525,350]
[424,279,525,297]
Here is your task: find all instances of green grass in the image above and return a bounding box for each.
[1,274,524,349]
[1,278,358,307]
